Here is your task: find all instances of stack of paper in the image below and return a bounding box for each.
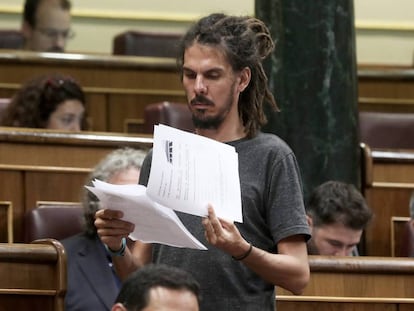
[87,124,242,250]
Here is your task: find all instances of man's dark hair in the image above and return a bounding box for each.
[24,0,72,28]
[306,180,373,230]
[115,264,200,311]
[177,13,279,138]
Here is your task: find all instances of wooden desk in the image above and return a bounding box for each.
[1,52,414,133]
[276,255,414,311]
[361,144,414,256]
[0,127,153,242]
[358,66,414,113]
[0,50,186,133]
[0,239,67,311]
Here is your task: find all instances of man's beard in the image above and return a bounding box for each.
[192,110,226,129]
[190,85,235,130]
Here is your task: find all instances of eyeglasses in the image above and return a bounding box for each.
[35,28,75,41]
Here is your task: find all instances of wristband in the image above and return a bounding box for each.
[232,243,253,261]
[105,237,126,257]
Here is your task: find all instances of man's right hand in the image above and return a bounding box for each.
[94,209,135,251]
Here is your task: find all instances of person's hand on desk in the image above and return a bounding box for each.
[95,209,135,251]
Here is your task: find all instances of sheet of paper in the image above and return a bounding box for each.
[146,124,243,222]
[86,180,207,250]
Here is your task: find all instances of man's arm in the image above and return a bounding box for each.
[203,206,310,295]
[95,209,152,280]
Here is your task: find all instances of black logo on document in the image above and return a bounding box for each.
[164,140,173,164]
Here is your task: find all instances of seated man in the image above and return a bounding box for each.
[62,147,147,311]
[22,0,73,52]
[306,180,373,256]
[112,264,200,311]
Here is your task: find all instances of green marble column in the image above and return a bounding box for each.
[256,0,360,200]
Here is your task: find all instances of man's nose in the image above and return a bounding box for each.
[55,35,66,49]
[194,76,207,94]
[334,246,350,256]
[69,121,81,131]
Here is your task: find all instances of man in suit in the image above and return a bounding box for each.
[62,147,147,311]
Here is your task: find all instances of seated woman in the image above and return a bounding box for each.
[0,73,88,131]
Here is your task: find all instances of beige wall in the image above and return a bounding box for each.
[0,0,413,65]
[355,0,414,65]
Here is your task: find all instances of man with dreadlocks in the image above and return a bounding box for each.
[95,13,310,310]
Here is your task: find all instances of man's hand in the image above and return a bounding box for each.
[202,205,251,258]
[94,209,135,250]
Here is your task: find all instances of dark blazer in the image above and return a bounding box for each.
[61,233,120,311]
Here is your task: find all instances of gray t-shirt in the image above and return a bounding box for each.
[139,132,310,311]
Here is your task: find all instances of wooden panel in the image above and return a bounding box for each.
[358,67,414,113]
[1,54,414,132]
[24,170,87,213]
[107,93,186,133]
[0,202,13,243]
[0,51,186,133]
[0,239,66,311]
[276,301,395,311]
[364,186,413,256]
[85,93,107,132]
[0,127,153,167]
[371,150,414,183]
[399,304,414,311]
[0,171,23,242]
[0,127,153,242]
[276,256,414,311]
[361,146,414,256]
[390,216,411,257]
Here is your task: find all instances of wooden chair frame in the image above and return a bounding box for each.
[391,216,411,257]
[36,201,81,208]
[0,201,13,243]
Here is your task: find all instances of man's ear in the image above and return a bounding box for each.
[111,303,127,311]
[306,215,313,227]
[21,21,33,40]
[237,67,251,93]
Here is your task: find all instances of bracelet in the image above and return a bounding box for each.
[105,237,126,257]
[232,243,253,261]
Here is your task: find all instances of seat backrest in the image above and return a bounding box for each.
[24,203,84,243]
[143,101,194,134]
[112,30,182,58]
[399,219,414,257]
[0,30,24,49]
[359,111,414,149]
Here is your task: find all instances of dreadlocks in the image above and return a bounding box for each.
[177,13,279,138]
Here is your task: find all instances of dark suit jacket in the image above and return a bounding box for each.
[61,233,120,311]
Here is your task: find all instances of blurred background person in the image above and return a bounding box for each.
[0,73,87,131]
[62,147,147,311]
[306,180,373,256]
[22,0,73,52]
[112,264,200,311]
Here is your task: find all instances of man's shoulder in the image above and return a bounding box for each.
[61,233,95,251]
[242,132,293,153]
